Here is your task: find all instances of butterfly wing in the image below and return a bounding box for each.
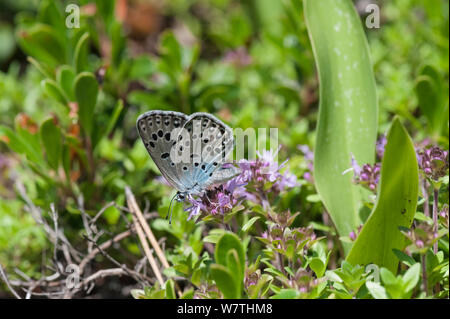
[173,112,235,195]
[136,110,189,192]
[208,165,241,187]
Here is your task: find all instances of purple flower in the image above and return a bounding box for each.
[185,169,248,219]
[346,156,380,193]
[415,240,424,249]
[376,134,387,160]
[417,145,449,181]
[298,144,314,182]
[238,146,299,194]
[185,146,299,218]
[223,47,252,67]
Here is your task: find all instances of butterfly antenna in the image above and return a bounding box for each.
[166,193,178,224]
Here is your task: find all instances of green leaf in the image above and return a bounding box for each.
[309,257,326,278]
[74,72,99,136]
[56,65,76,101]
[0,125,44,166]
[415,75,443,135]
[402,263,420,293]
[380,268,397,286]
[103,205,120,225]
[104,99,124,138]
[392,249,416,267]
[210,264,239,299]
[270,289,299,299]
[304,0,378,253]
[165,279,176,299]
[27,56,53,79]
[226,250,243,296]
[16,24,66,67]
[42,79,69,107]
[215,232,245,275]
[74,32,89,73]
[38,0,65,30]
[347,118,419,273]
[242,216,260,232]
[366,281,388,299]
[40,118,62,170]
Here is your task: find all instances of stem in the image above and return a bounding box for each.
[421,254,428,297]
[432,187,440,295]
[422,179,430,217]
[432,188,439,254]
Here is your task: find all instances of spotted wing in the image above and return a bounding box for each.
[136,110,189,192]
[172,112,235,195]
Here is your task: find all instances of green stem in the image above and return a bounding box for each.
[421,253,428,297]
[432,188,439,254]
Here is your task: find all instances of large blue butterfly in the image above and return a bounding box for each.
[137,111,240,221]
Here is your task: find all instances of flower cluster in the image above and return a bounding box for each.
[185,178,247,220]
[348,156,381,193]
[239,147,299,194]
[186,147,298,219]
[402,223,440,253]
[417,145,449,181]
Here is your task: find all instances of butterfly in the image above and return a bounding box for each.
[136,110,241,222]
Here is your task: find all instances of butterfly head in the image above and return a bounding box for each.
[176,192,187,202]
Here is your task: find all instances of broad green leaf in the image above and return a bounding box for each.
[304,0,378,253]
[210,264,239,299]
[347,118,419,273]
[74,32,89,73]
[40,118,62,170]
[74,72,98,136]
